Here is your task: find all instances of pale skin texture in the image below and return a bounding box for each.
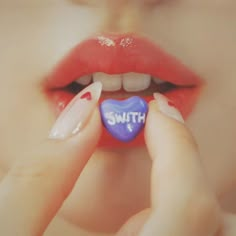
[0,0,236,235]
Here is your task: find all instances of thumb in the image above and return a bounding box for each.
[0,82,102,236]
[140,94,220,236]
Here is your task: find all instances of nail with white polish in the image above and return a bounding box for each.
[49,82,102,140]
[153,93,185,123]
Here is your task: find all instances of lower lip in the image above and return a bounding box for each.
[47,85,202,148]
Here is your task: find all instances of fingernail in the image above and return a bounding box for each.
[153,93,185,123]
[49,82,102,139]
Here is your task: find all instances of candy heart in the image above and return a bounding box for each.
[100,96,148,142]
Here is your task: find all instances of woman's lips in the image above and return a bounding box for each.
[45,34,203,148]
[46,34,201,88]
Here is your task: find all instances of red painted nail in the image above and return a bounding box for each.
[168,100,176,107]
[80,92,92,101]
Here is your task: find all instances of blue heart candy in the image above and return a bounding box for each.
[100,96,148,142]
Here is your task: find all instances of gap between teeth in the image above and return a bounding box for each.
[76,72,166,92]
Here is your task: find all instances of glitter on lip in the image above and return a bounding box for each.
[97,36,116,47]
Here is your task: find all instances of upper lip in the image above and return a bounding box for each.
[45,34,202,89]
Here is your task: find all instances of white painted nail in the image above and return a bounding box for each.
[49,82,102,139]
[153,93,185,123]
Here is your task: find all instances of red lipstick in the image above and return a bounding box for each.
[45,34,203,147]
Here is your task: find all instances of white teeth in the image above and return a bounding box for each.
[75,73,165,92]
[152,77,166,85]
[93,72,122,91]
[76,75,92,85]
[123,73,151,92]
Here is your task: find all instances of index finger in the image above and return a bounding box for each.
[0,83,102,236]
[141,94,221,236]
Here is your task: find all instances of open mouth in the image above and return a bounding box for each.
[65,72,179,98]
[45,34,203,147]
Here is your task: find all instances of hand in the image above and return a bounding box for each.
[0,89,235,236]
[0,83,103,236]
[117,95,236,236]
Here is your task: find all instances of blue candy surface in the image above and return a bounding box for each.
[100,96,148,142]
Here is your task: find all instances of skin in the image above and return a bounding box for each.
[0,0,236,235]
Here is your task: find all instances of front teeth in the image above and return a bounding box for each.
[93,73,122,91]
[123,73,151,92]
[76,73,165,92]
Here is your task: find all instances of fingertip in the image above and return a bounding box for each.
[148,100,159,112]
[37,106,102,170]
[48,82,102,140]
[153,93,185,123]
[51,106,102,157]
[145,96,198,162]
